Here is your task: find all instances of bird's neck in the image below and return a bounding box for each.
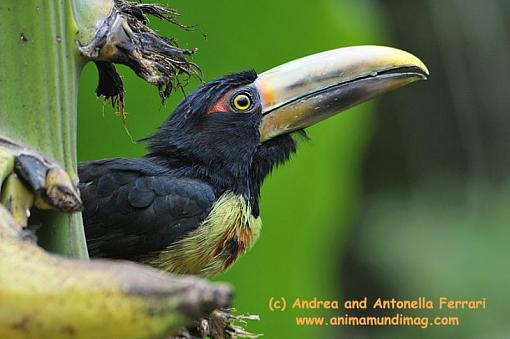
[147,154,255,198]
[146,133,298,218]
[144,154,267,218]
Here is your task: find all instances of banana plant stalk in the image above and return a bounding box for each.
[0,0,196,258]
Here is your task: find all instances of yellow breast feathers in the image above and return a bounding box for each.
[147,192,262,276]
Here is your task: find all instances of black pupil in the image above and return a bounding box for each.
[236,95,250,109]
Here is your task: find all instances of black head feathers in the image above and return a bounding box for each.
[143,69,300,212]
[147,70,258,137]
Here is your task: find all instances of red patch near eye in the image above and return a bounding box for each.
[205,90,234,115]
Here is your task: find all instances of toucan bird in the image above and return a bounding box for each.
[80,46,428,276]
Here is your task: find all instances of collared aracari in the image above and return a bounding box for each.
[79,46,428,276]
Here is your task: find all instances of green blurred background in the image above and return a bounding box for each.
[77,0,509,337]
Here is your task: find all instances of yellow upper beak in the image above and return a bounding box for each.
[256,45,429,142]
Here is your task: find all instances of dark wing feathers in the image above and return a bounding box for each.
[79,159,216,259]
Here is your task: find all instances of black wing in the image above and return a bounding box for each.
[79,158,216,259]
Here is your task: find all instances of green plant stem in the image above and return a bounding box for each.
[0,1,111,258]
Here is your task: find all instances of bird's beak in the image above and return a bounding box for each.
[255,45,429,142]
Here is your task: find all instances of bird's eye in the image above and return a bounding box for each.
[232,93,252,111]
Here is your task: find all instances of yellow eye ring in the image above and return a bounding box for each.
[232,93,252,111]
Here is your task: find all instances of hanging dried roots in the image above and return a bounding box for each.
[80,0,201,112]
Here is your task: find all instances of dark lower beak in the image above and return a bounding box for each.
[256,46,429,142]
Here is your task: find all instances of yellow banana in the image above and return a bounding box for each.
[0,205,231,339]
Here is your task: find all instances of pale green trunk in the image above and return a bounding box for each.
[0,0,111,258]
